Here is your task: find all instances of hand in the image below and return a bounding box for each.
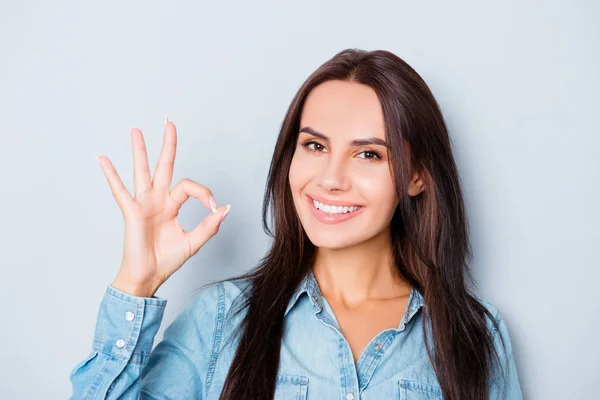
[96,119,231,297]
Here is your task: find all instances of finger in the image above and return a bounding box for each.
[131,127,152,197]
[97,155,134,211]
[186,204,231,256]
[152,119,177,191]
[168,178,217,213]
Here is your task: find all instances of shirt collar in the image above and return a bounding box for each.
[284,268,319,317]
[284,268,425,330]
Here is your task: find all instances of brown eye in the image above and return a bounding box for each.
[302,140,327,152]
[357,150,382,160]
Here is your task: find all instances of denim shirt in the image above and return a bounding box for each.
[69,269,523,399]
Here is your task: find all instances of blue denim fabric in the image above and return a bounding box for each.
[70,269,523,399]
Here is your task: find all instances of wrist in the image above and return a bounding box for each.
[111,278,160,298]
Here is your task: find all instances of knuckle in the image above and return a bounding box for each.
[207,222,219,236]
[185,179,210,195]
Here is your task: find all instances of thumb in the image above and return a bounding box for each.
[187,204,231,256]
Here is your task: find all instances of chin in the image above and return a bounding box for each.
[304,229,363,250]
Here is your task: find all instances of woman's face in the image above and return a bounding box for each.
[288,79,399,250]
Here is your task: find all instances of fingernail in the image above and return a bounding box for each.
[165,117,171,126]
[96,153,101,162]
[209,196,217,213]
[220,204,231,223]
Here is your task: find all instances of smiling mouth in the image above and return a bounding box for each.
[310,197,363,214]
[306,195,365,224]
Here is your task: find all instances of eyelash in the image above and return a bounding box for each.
[300,140,383,161]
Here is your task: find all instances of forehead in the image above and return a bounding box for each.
[300,80,386,140]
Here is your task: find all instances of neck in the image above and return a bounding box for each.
[312,226,410,308]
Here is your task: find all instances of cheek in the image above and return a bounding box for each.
[356,170,397,212]
[288,153,310,196]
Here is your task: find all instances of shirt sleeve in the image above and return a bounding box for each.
[70,282,220,399]
[486,305,524,400]
[69,284,168,399]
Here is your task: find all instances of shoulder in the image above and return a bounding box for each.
[177,275,253,323]
[144,277,252,397]
[160,276,253,358]
[474,296,503,335]
[473,295,515,359]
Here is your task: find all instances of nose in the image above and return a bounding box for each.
[316,154,350,192]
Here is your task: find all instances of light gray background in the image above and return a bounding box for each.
[1,1,598,399]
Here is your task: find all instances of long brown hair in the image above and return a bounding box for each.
[209,48,507,400]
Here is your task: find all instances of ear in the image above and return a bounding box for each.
[407,172,426,196]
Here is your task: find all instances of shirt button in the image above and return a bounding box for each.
[346,392,354,400]
[374,343,382,351]
[116,339,126,348]
[125,311,135,321]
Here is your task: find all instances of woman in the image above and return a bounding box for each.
[70,48,522,399]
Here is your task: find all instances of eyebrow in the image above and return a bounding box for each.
[299,126,388,148]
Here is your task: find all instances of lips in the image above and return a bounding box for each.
[308,193,363,207]
[306,195,365,225]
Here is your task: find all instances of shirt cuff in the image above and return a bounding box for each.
[92,285,168,364]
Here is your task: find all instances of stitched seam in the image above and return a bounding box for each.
[360,331,395,389]
[82,354,115,400]
[127,301,143,352]
[205,282,226,397]
[91,343,148,362]
[399,379,442,395]
[105,287,167,307]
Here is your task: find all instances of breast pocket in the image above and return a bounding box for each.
[398,379,443,400]
[274,374,309,400]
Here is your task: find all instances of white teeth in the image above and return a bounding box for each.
[312,199,360,214]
